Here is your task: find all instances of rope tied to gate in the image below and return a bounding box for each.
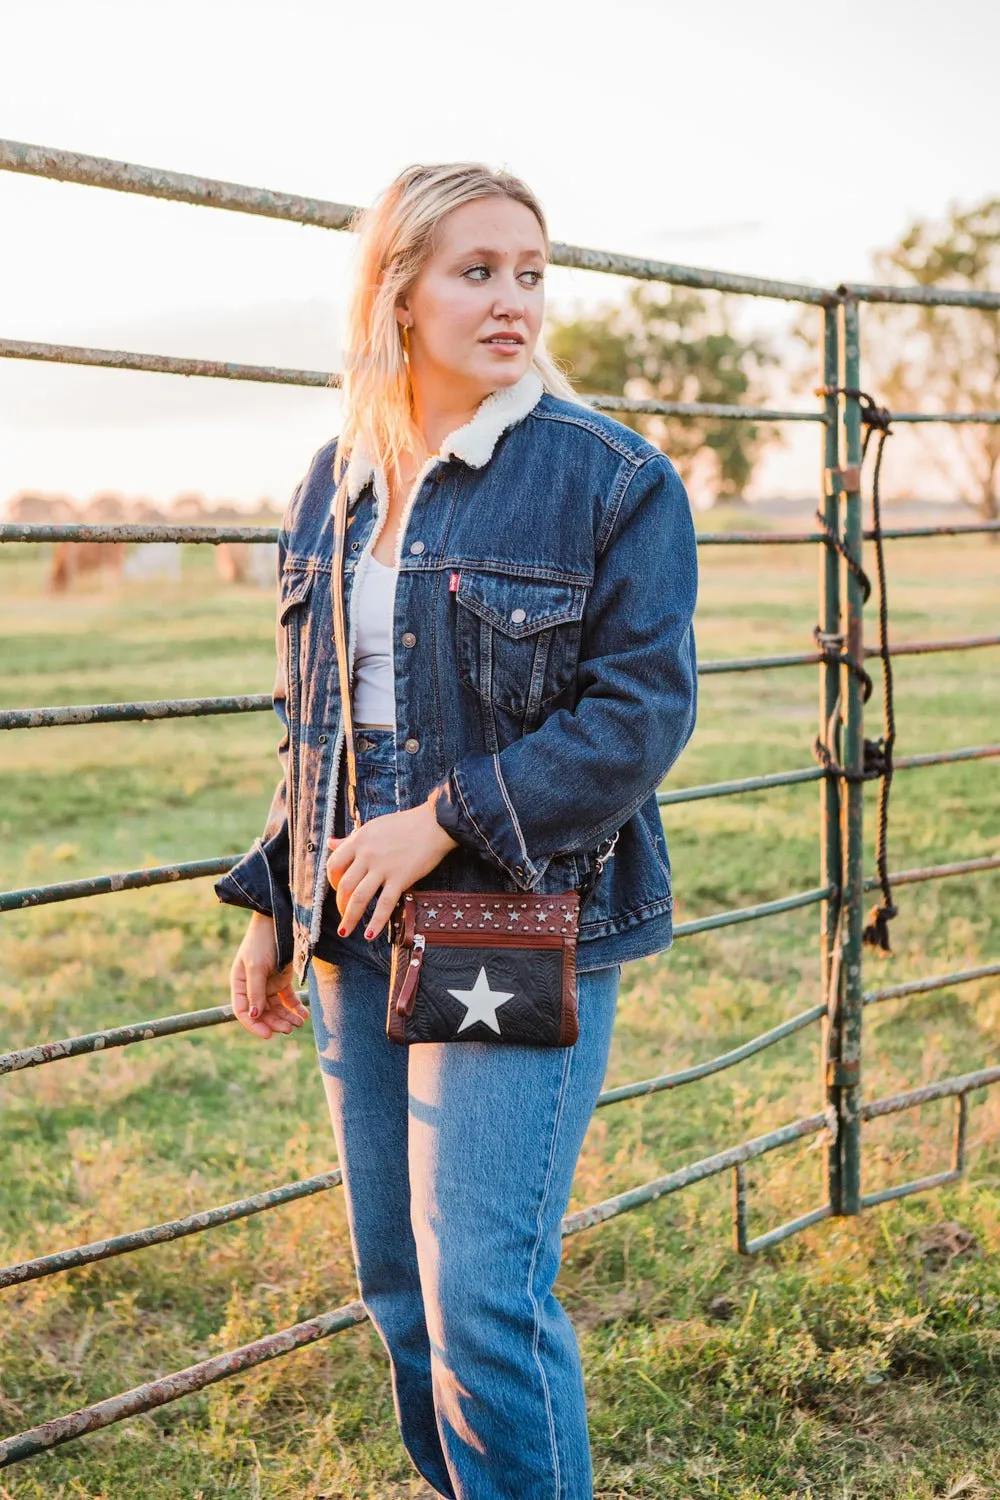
[812,385,899,954]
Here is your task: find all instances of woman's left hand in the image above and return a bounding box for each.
[326,793,460,941]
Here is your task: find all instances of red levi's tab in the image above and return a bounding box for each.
[448,572,459,592]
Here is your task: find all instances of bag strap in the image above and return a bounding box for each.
[576,829,620,910]
[327,454,619,906]
[330,465,363,834]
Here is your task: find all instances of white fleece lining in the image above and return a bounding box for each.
[343,367,544,505]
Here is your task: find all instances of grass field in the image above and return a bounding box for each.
[1,519,997,1499]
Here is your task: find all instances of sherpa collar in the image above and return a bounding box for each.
[343,366,544,508]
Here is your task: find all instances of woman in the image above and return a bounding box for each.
[216,162,698,1499]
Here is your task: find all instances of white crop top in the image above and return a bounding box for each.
[351,552,397,726]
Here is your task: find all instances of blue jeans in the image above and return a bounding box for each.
[307,727,620,1499]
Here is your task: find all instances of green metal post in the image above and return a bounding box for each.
[839,298,866,1213]
[818,304,844,1214]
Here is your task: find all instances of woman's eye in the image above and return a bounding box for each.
[463,265,544,285]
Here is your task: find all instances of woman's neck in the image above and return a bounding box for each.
[409,372,490,459]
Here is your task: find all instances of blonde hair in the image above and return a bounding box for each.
[332,162,584,492]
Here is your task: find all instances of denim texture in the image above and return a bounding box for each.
[312,726,400,962]
[307,729,620,1498]
[214,372,699,984]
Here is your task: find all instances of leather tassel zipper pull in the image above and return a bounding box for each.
[395,933,426,1017]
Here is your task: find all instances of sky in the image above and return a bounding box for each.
[2,0,997,511]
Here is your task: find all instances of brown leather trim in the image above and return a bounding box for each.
[398,930,566,948]
[559,934,579,1046]
[393,941,424,1017]
[386,944,407,1043]
[385,889,583,1046]
[396,887,580,938]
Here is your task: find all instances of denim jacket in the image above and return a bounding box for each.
[214,368,698,985]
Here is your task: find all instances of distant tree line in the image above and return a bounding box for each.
[549,192,999,517]
[3,492,285,524]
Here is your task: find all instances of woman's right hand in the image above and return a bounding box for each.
[230,911,309,1040]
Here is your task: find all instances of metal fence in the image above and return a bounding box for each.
[1,139,998,1468]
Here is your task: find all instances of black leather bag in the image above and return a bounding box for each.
[329,467,618,1048]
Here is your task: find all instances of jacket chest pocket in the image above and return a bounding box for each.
[453,570,587,729]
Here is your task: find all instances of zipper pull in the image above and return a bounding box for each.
[395,932,426,1017]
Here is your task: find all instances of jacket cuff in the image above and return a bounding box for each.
[214,838,272,914]
[214,835,295,973]
[432,761,552,891]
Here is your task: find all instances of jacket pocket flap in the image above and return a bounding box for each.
[455,572,586,637]
[278,566,316,623]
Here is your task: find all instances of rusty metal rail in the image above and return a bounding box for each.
[5,747,995,913]
[1,138,997,1469]
[0,695,273,730]
[1,636,993,735]
[6,520,999,547]
[0,858,237,912]
[0,333,815,425]
[0,1109,833,1466]
[0,522,281,544]
[0,1169,343,1288]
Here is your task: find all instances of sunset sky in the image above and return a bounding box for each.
[2,0,996,511]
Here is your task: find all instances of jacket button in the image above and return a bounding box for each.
[510,607,526,623]
[409,540,425,554]
[515,865,525,877]
[401,631,416,647]
[318,733,328,743]
[307,841,316,852]
[404,737,420,753]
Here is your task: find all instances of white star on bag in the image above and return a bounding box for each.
[447,967,516,1035]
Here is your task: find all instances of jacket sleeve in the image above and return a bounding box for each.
[213,517,296,970]
[430,451,698,889]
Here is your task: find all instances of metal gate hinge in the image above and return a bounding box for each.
[825,466,862,496]
[826,1058,861,1088]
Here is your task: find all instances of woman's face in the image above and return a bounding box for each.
[397,195,546,398]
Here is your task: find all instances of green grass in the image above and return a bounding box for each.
[1,519,998,1498]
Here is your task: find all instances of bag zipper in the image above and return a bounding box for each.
[394,932,426,1017]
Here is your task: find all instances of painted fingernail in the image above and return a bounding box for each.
[364,928,373,940]
[338,925,346,936]
[249,1007,258,1019]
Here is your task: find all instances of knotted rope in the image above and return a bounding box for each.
[812,387,899,954]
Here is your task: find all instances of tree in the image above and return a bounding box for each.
[865,197,1000,522]
[546,284,782,503]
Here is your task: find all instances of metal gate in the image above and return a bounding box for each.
[0,140,997,1466]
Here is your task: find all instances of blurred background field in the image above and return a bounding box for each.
[0,520,997,1499]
